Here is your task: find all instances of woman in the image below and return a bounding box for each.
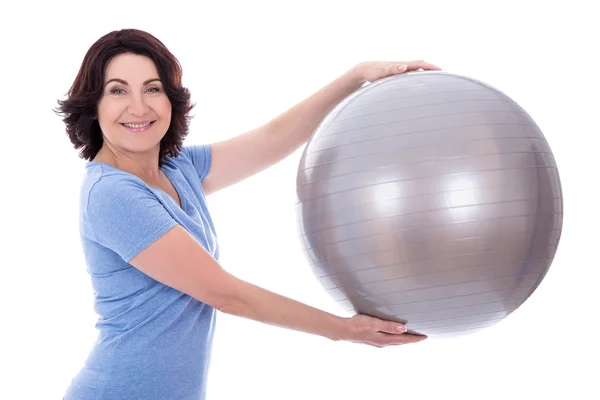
[56,28,441,399]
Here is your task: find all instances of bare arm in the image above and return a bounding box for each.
[201,60,441,196]
[129,225,422,346]
[130,225,346,341]
[201,67,366,196]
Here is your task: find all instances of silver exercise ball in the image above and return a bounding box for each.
[295,71,563,339]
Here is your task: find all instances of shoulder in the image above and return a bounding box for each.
[80,163,153,214]
[177,144,212,162]
[168,144,213,182]
[79,163,180,261]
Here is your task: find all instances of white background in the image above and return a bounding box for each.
[1,1,598,399]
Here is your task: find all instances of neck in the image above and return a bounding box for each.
[93,144,163,185]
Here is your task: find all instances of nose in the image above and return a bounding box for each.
[127,93,149,116]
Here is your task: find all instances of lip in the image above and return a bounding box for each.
[120,120,156,132]
[121,120,154,125]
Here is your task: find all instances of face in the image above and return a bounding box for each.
[97,53,172,156]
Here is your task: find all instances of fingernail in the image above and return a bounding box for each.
[398,324,407,332]
[398,64,408,71]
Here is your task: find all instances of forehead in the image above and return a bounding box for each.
[105,53,159,82]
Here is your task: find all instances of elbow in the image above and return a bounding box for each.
[214,296,252,317]
[210,276,246,316]
[214,297,238,314]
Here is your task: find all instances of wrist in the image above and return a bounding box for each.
[327,315,352,342]
[349,63,368,86]
[340,64,367,92]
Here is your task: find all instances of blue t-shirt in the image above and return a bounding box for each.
[64,144,219,400]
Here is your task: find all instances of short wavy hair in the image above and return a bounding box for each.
[55,29,195,166]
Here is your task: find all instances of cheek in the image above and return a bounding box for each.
[153,101,172,126]
[97,100,121,123]
[158,97,172,119]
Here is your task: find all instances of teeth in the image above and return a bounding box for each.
[123,122,151,128]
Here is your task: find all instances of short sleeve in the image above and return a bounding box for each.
[181,144,212,182]
[85,176,179,263]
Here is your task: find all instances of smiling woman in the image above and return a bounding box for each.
[55,30,193,170]
[95,56,172,157]
[54,28,436,400]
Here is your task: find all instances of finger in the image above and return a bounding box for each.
[385,332,428,346]
[380,63,409,77]
[405,60,442,71]
[378,320,408,334]
[394,63,408,73]
[373,331,427,347]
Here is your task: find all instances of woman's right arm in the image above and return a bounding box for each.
[129,225,426,347]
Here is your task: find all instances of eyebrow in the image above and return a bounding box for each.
[104,78,161,87]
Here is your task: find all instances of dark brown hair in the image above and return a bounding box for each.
[54,29,195,166]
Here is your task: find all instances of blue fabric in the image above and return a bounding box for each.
[64,144,219,400]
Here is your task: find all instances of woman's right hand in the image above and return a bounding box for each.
[341,314,427,348]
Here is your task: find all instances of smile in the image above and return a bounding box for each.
[120,121,155,131]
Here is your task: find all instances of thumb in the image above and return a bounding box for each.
[379,320,408,334]
[395,63,408,73]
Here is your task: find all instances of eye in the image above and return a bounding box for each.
[110,87,125,95]
[147,86,162,93]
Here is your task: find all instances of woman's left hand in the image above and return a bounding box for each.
[355,60,442,83]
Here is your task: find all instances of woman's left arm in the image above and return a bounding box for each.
[201,60,440,196]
